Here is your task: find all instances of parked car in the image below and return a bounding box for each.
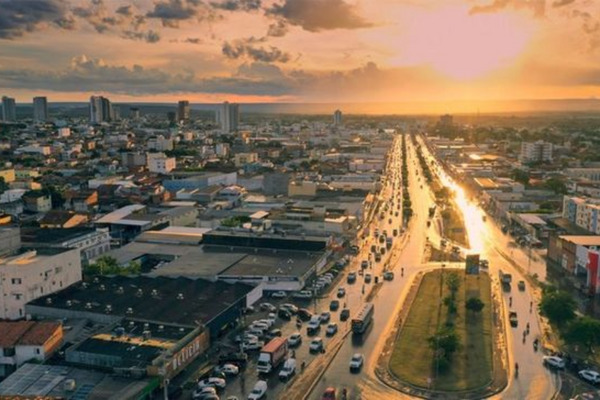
[297,308,313,321]
[215,363,239,376]
[281,303,298,314]
[509,311,518,327]
[278,309,292,320]
[293,291,313,300]
[241,341,264,352]
[543,356,565,369]
[329,300,340,312]
[579,369,600,384]
[309,337,324,353]
[349,353,364,372]
[320,312,331,324]
[340,308,350,321]
[218,352,248,367]
[247,380,268,400]
[192,387,218,400]
[326,323,338,336]
[271,291,286,299]
[307,317,321,335]
[197,377,226,390]
[518,281,526,291]
[365,274,372,283]
[259,303,276,312]
[288,332,302,347]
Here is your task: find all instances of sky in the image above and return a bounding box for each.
[1,0,600,111]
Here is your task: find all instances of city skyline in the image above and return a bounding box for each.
[1,0,600,113]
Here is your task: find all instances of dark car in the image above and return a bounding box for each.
[329,300,340,312]
[218,352,248,368]
[297,308,313,322]
[340,308,350,321]
[278,309,292,320]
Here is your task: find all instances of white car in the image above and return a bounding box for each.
[349,353,364,371]
[271,291,286,298]
[281,303,298,314]
[197,377,226,390]
[309,337,324,353]
[288,332,302,347]
[278,358,297,381]
[247,380,268,400]
[259,302,276,312]
[579,369,600,384]
[543,356,565,369]
[326,323,338,337]
[192,386,218,400]
[241,341,264,351]
[216,363,239,376]
[267,313,277,325]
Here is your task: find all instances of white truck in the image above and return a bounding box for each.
[278,358,297,381]
[257,337,288,374]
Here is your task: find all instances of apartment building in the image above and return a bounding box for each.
[563,196,600,234]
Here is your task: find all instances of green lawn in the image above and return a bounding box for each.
[389,270,493,391]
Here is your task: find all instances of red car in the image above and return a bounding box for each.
[322,387,336,400]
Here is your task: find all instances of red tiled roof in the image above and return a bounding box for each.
[0,321,61,347]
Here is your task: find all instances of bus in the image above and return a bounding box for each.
[352,303,374,334]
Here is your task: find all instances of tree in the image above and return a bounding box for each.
[512,169,530,185]
[445,272,461,299]
[544,177,568,195]
[466,297,485,314]
[564,317,600,351]
[428,327,460,361]
[540,289,576,327]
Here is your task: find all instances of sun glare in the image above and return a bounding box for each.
[397,6,535,80]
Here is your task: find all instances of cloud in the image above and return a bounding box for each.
[0,0,71,39]
[552,0,575,7]
[146,0,216,27]
[211,0,262,11]
[222,38,291,63]
[115,5,133,16]
[0,55,296,96]
[184,37,203,44]
[267,0,373,32]
[267,20,288,37]
[122,30,161,43]
[469,0,546,17]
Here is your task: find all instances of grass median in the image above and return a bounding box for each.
[389,269,493,392]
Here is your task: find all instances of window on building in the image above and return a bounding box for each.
[11,278,22,285]
[3,347,15,357]
[34,348,40,355]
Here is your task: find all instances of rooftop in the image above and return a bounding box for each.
[29,275,254,327]
[559,235,600,246]
[96,204,146,224]
[219,250,323,278]
[0,321,61,347]
[21,227,102,245]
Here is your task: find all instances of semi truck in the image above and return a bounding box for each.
[257,337,288,374]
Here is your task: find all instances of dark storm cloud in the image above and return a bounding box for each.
[122,29,161,43]
[222,37,290,63]
[211,0,261,11]
[146,0,216,27]
[267,0,372,32]
[469,0,546,17]
[0,0,70,39]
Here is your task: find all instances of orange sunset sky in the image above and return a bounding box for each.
[1,0,599,111]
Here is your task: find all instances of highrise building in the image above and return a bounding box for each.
[333,109,343,126]
[1,96,16,122]
[33,96,48,122]
[89,95,113,124]
[519,141,553,164]
[218,101,239,133]
[177,100,190,122]
[130,107,140,120]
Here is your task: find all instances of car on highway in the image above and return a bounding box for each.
[322,388,336,400]
[288,332,302,347]
[215,363,239,376]
[543,356,566,369]
[365,273,372,283]
[340,308,350,321]
[383,271,394,281]
[349,353,364,372]
[297,308,313,321]
[347,272,357,284]
[259,303,276,312]
[271,291,286,299]
[278,358,297,381]
[579,369,600,384]
[329,300,340,312]
[509,311,518,327]
[197,377,226,391]
[326,323,338,336]
[278,309,292,321]
[281,303,298,314]
[307,317,321,335]
[320,312,331,323]
[309,337,324,353]
[265,329,282,340]
[247,380,268,400]
[337,287,346,297]
[518,281,526,291]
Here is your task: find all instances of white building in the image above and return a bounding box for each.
[566,168,600,182]
[147,152,176,174]
[57,127,71,138]
[519,141,553,164]
[15,145,51,156]
[0,248,81,319]
[333,109,342,126]
[147,135,173,151]
[563,196,600,234]
[218,102,239,133]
